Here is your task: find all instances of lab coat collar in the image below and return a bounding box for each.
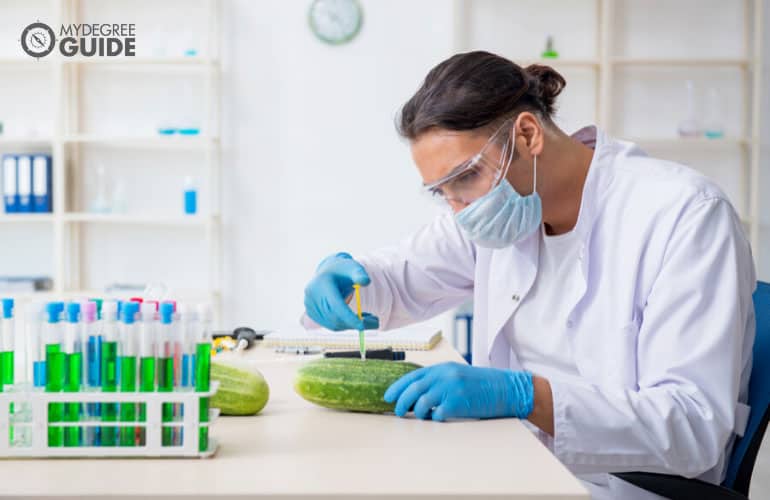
[486,126,617,357]
[567,126,615,244]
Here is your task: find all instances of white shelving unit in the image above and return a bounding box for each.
[453,0,764,256]
[0,0,222,320]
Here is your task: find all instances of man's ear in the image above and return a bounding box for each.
[515,112,544,157]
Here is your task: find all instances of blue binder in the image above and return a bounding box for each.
[2,154,18,213]
[17,155,32,213]
[32,155,52,213]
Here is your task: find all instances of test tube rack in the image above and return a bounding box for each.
[0,382,219,458]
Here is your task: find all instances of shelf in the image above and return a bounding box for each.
[64,56,217,66]
[611,57,750,67]
[517,58,600,68]
[0,214,54,223]
[62,288,220,300]
[0,58,52,68]
[0,288,220,301]
[63,134,218,150]
[0,290,57,301]
[626,137,751,149]
[0,137,53,149]
[0,57,217,69]
[63,213,214,226]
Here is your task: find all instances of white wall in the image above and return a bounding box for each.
[220,0,770,330]
[1,1,767,329]
[760,0,770,286]
[220,0,453,330]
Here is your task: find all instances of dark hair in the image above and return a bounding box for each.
[397,51,566,140]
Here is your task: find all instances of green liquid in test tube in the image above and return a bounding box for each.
[195,304,213,453]
[63,302,83,447]
[158,302,175,446]
[64,353,82,446]
[1,298,16,444]
[137,303,157,446]
[0,352,12,388]
[0,299,14,388]
[119,301,139,447]
[43,302,65,447]
[100,301,120,446]
[119,354,137,446]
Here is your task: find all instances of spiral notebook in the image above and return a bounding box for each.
[263,327,442,351]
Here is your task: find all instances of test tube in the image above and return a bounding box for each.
[44,302,65,447]
[28,302,45,388]
[0,298,15,392]
[80,301,100,446]
[118,301,139,446]
[14,302,42,448]
[88,298,103,321]
[138,302,157,446]
[195,304,212,452]
[1,298,14,444]
[82,301,100,391]
[63,302,82,447]
[100,300,120,446]
[175,303,196,446]
[157,302,175,446]
[177,303,196,390]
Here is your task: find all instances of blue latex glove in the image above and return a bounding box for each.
[304,252,380,331]
[383,362,534,421]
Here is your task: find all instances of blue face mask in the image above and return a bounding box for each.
[455,157,542,248]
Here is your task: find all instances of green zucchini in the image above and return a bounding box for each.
[211,362,270,416]
[294,358,422,413]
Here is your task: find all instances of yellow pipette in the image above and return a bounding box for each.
[353,284,365,360]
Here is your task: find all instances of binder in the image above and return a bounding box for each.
[32,155,52,213]
[17,155,32,213]
[264,327,443,351]
[2,155,18,213]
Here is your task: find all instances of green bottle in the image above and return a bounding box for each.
[541,35,559,59]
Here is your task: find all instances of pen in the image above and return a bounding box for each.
[353,284,365,360]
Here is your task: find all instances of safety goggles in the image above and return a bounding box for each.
[422,120,515,206]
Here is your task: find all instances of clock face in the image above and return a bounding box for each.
[308,0,363,45]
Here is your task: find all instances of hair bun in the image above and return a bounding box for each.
[524,64,566,116]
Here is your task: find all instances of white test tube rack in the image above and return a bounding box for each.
[0,381,219,458]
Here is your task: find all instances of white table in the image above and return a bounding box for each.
[0,340,589,499]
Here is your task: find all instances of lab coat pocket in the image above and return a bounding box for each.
[603,321,640,391]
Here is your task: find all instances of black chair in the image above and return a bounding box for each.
[614,281,770,499]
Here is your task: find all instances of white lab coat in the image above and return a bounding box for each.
[356,127,755,499]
